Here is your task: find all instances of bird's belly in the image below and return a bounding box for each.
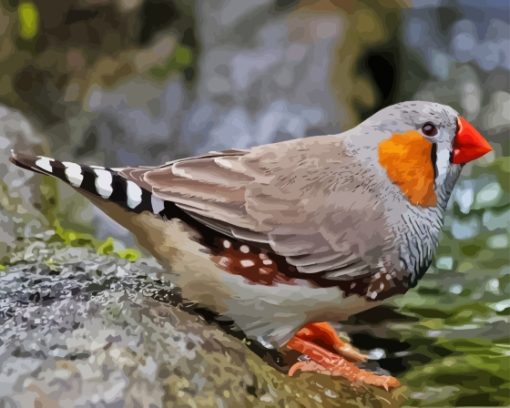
[112,211,380,345]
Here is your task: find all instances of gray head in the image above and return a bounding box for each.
[352,101,492,208]
[345,101,492,287]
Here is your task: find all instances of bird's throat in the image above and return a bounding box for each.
[378,131,437,207]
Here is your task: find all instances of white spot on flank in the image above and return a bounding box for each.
[240,259,255,268]
[223,240,232,249]
[259,253,268,259]
[385,274,392,281]
[218,257,230,267]
[63,161,83,187]
[240,245,250,253]
[379,283,385,291]
[35,156,53,173]
[373,272,381,280]
[126,180,142,209]
[262,259,273,266]
[151,195,165,214]
[94,169,113,198]
[369,291,377,300]
[350,282,356,289]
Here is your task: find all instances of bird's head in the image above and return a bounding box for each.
[354,101,492,208]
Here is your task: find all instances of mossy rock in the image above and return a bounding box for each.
[0,243,404,408]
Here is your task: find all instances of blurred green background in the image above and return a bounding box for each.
[0,0,509,406]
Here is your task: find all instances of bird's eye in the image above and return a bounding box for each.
[422,122,438,137]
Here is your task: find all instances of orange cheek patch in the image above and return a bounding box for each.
[378,131,437,207]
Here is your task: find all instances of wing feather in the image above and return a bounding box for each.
[117,136,391,281]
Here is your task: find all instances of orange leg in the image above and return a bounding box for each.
[287,322,400,390]
[294,322,368,362]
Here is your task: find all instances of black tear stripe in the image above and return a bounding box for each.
[431,143,438,179]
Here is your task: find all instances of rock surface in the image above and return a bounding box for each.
[0,243,403,407]
[0,106,52,263]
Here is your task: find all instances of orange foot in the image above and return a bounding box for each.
[286,322,400,390]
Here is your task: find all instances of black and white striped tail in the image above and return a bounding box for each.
[9,151,167,216]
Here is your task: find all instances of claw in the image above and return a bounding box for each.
[286,334,400,390]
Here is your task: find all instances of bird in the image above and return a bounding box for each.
[10,101,492,389]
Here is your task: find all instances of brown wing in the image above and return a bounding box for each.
[119,136,390,280]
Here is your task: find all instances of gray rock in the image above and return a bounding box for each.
[0,106,51,262]
[0,243,402,407]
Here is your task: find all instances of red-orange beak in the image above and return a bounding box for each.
[451,117,492,164]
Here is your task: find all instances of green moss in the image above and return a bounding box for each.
[97,237,115,256]
[51,221,140,262]
[117,248,140,262]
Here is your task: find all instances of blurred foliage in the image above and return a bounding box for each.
[0,0,196,122]
[17,1,38,40]
[149,43,194,81]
